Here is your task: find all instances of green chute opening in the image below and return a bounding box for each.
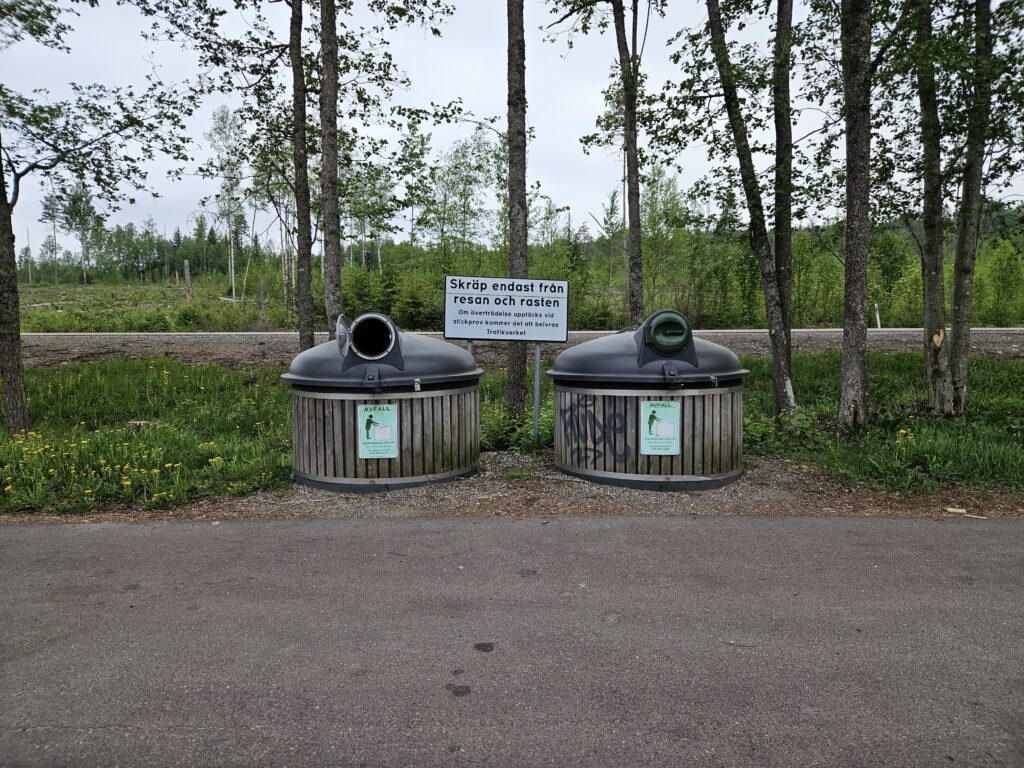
[643,310,692,356]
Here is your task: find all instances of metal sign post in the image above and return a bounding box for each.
[533,343,542,442]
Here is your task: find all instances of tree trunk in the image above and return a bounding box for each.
[320,0,344,339]
[772,0,794,377]
[611,0,644,326]
[505,0,529,418]
[838,0,871,429]
[950,0,992,416]
[706,0,796,418]
[0,146,30,433]
[289,0,316,351]
[913,0,953,413]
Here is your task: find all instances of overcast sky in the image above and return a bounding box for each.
[7,1,723,255]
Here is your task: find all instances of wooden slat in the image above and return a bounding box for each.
[670,396,683,477]
[462,392,471,468]
[434,395,445,472]
[291,397,299,472]
[694,395,705,475]
[615,395,626,474]
[703,395,714,475]
[342,399,355,479]
[624,395,637,475]
[474,389,480,463]
[323,398,335,477]
[331,400,343,476]
[304,397,313,474]
[557,391,565,462]
[422,398,434,474]
[412,399,424,476]
[734,390,743,471]
[598,394,609,472]
[720,392,731,473]
[458,392,466,469]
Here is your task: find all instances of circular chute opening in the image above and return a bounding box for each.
[350,314,396,360]
[644,311,692,356]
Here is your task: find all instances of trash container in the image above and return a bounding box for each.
[548,310,748,490]
[282,313,482,492]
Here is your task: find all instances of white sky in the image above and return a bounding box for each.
[7,1,720,255]
[10,1,1024,266]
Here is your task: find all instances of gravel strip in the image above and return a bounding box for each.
[4,452,1021,525]
[21,328,1024,370]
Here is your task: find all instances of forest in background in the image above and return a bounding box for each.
[17,158,1024,333]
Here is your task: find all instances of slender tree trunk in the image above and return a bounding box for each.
[950,0,992,416]
[913,0,953,413]
[321,0,344,339]
[52,216,57,285]
[772,0,794,377]
[0,151,30,433]
[289,0,315,351]
[838,0,871,429]
[611,0,644,325]
[228,226,236,300]
[505,0,528,417]
[706,0,796,418]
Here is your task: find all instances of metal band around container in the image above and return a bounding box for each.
[553,383,743,398]
[294,465,477,487]
[556,463,743,485]
[292,384,477,401]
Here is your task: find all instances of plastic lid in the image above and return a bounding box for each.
[282,314,482,391]
[548,310,748,387]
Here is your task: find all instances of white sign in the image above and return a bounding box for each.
[443,275,569,342]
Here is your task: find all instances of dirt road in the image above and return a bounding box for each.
[21,328,1024,370]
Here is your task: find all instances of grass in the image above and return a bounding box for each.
[2,359,292,513]
[18,279,293,333]
[2,351,1021,514]
[741,352,1024,493]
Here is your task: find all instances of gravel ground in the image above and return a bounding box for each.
[21,328,1024,370]
[4,453,1021,526]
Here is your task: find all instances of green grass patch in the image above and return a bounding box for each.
[19,279,294,333]
[2,359,292,513]
[740,351,1024,493]
[3,351,1021,513]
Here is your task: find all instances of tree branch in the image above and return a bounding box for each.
[547,0,603,29]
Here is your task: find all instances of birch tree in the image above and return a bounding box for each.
[1,3,193,432]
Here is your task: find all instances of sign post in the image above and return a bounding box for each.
[443,275,569,443]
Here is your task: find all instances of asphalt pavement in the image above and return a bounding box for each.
[2,515,1023,767]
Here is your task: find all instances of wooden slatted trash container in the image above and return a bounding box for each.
[548,310,749,490]
[282,313,482,492]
